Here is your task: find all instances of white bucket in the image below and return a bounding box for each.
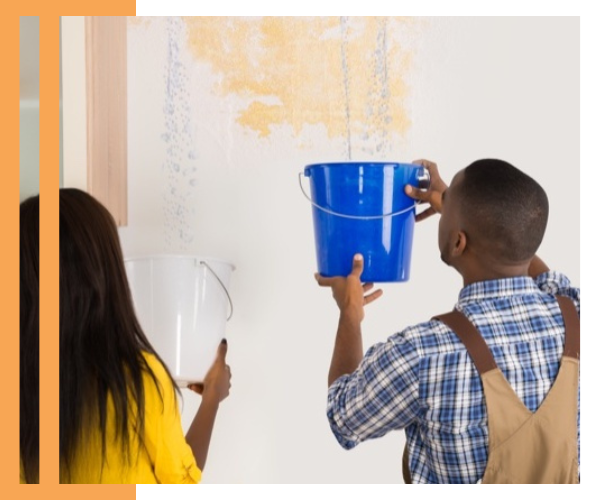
[124,255,234,387]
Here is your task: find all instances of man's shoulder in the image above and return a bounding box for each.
[388,318,463,359]
[535,270,579,294]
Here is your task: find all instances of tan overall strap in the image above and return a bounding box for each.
[402,445,411,484]
[434,311,497,375]
[401,296,579,484]
[403,310,494,483]
[556,296,580,359]
[403,310,495,483]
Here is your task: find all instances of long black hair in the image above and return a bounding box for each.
[20,195,40,484]
[59,188,178,482]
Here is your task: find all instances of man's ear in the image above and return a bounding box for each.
[452,230,467,257]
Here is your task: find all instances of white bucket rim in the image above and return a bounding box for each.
[123,253,236,271]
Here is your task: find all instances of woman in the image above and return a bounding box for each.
[20,195,40,484]
[57,187,231,483]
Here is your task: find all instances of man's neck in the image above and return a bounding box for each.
[458,259,532,287]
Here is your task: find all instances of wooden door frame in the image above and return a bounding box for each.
[85,16,127,226]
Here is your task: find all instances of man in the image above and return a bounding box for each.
[316,159,580,483]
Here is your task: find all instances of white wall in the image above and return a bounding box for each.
[20,102,39,201]
[20,16,39,201]
[60,16,87,191]
[125,17,579,484]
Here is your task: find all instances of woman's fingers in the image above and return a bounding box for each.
[188,383,204,395]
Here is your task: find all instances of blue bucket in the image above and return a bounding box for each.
[301,162,429,282]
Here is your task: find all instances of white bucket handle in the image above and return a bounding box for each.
[197,260,234,321]
[298,172,424,220]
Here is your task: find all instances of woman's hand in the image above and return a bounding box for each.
[405,159,448,222]
[185,339,231,471]
[188,339,231,404]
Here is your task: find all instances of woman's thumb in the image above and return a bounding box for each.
[217,338,228,360]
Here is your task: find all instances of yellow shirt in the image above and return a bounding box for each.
[62,352,201,484]
[19,459,25,484]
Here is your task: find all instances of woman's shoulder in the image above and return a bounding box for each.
[140,351,177,401]
[141,351,166,373]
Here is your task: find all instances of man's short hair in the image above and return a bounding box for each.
[457,159,549,263]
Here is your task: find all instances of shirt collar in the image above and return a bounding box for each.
[457,276,542,305]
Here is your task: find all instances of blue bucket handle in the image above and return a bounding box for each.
[298,168,430,220]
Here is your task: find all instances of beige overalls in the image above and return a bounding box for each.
[403,296,580,484]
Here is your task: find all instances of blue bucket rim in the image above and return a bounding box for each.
[304,161,418,175]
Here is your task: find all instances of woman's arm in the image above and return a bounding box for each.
[186,339,231,471]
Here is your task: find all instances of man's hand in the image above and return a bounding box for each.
[317,254,383,386]
[405,159,448,222]
[315,254,383,323]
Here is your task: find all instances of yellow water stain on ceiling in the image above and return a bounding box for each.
[182,17,414,142]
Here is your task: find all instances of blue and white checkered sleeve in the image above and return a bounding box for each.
[535,270,580,314]
[536,269,581,469]
[326,334,420,450]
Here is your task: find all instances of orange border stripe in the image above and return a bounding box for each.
[2,7,21,490]
[39,12,60,486]
[5,5,135,498]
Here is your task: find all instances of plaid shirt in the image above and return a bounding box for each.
[327,271,580,484]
